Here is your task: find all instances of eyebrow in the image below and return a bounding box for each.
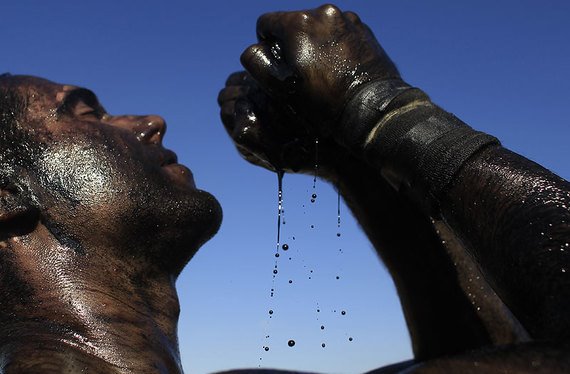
[56,88,100,115]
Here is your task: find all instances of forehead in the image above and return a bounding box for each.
[1,75,63,95]
[0,75,96,120]
[0,75,87,106]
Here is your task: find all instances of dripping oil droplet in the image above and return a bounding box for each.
[313,138,319,189]
[276,170,284,251]
[337,189,341,234]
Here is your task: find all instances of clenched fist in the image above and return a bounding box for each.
[220,4,404,176]
[240,4,400,132]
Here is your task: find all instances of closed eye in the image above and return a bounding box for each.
[74,101,102,119]
[56,88,106,120]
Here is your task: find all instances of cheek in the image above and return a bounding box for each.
[38,142,130,207]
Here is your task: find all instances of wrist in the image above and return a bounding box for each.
[363,103,500,213]
[337,78,427,149]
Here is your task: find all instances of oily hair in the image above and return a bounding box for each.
[0,73,27,136]
[0,78,42,240]
[0,89,26,127]
[0,76,42,196]
[0,81,33,167]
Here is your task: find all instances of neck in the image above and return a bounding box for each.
[0,225,184,374]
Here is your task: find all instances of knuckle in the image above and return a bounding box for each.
[255,14,271,38]
[256,12,284,39]
[240,44,262,67]
[217,86,248,106]
[242,44,259,57]
[244,44,269,63]
[220,105,236,129]
[217,89,227,105]
[235,125,259,147]
[318,4,342,17]
[344,11,361,24]
[225,71,247,86]
[234,98,251,115]
[290,11,311,25]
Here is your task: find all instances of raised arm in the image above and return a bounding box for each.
[219,4,569,372]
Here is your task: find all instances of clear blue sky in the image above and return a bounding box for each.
[3,1,569,373]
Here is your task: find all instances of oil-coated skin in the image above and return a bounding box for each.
[0,75,221,373]
[218,4,570,373]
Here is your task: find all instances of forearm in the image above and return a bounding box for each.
[404,341,570,374]
[441,145,570,340]
[346,83,570,340]
[340,81,499,213]
[330,155,496,360]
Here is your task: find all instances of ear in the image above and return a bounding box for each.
[0,180,39,240]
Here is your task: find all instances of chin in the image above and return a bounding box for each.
[163,189,223,275]
[191,189,223,246]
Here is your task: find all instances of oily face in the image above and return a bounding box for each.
[0,75,222,273]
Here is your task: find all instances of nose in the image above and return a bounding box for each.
[108,115,167,145]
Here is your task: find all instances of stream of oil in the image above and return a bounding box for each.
[311,138,319,202]
[337,189,341,237]
[261,169,285,360]
[271,170,284,290]
[276,170,284,251]
[261,138,353,362]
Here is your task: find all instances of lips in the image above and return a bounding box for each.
[159,149,196,188]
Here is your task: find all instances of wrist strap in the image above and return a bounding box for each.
[338,79,424,149]
[365,105,500,211]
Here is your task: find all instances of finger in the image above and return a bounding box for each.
[221,98,263,145]
[220,100,238,134]
[255,11,288,42]
[281,139,311,173]
[225,71,254,87]
[232,99,260,147]
[219,98,274,170]
[236,144,276,172]
[217,86,249,106]
[315,4,344,18]
[233,122,260,151]
[343,11,362,25]
[257,6,344,42]
[240,42,296,95]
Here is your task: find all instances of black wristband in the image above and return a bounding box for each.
[365,105,500,212]
[338,79,426,149]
